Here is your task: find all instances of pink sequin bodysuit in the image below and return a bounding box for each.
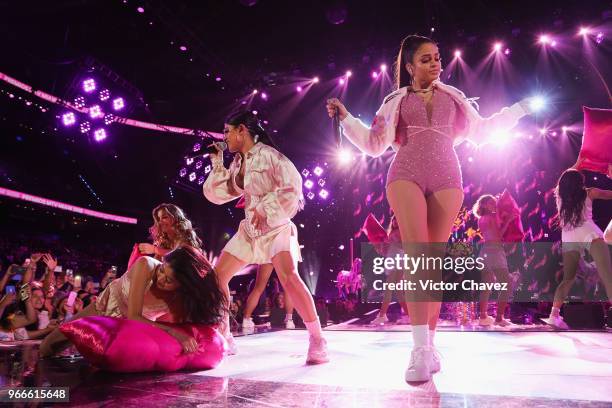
[387,90,463,195]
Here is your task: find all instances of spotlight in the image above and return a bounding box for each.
[318,189,329,199]
[215,77,222,82]
[112,98,125,111]
[89,105,104,119]
[493,42,502,52]
[562,126,568,133]
[346,70,352,77]
[93,128,107,142]
[551,40,557,47]
[551,131,557,137]
[371,71,378,79]
[296,85,303,92]
[179,168,187,177]
[261,92,268,100]
[252,110,258,115]
[318,179,326,187]
[74,96,86,109]
[313,166,323,176]
[504,48,511,55]
[62,112,76,126]
[186,157,194,165]
[104,114,115,125]
[454,50,462,58]
[380,64,387,72]
[529,96,546,112]
[301,169,310,177]
[339,78,345,85]
[99,89,110,101]
[307,192,315,200]
[338,149,353,164]
[596,32,604,44]
[252,89,258,95]
[137,6,144,13]
[189,172,196,182]
[539,35,551,44]
[82,79,96,93]
[539,128,547,135]
[579,27,590,36]
[197,176,205,185]
[179,45,187,51]
[304,179,314,189]
[204,165,211,174]
[313,77,320,83]
[195,161,203,169]
[79,121,91,134]
[193,143,201,152]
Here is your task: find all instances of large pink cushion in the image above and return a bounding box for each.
[362,213,387,244]
[60,316,226,372]
[578,107,612,174]
[497,189,524,242]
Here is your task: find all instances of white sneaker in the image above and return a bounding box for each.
[430,347,441,373]
[404,346,433,382]
[541,315,569,330]
[371,315,388,325]
[306,336,329,365]
[242,318,255,333]
[495,318,516,328]
[478,316,495,326]
[225,334,238,355]
[285,319,295,329]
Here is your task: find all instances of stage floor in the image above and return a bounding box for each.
[1,329,611,407]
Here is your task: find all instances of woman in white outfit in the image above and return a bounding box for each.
[543,167,612,329]
[203,111,328,365]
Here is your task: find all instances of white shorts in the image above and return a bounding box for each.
[223,220,302,266]
[481,243,508,270]
[604,220,612,245]
[562,220,604,253]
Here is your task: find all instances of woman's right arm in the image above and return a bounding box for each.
[203,150,243,205]
[126,257,198,354]
[588,188,612,201]
[326,98,392,157]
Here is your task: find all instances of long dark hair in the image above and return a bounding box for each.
[163,246,226,325]
[394,35,437,89]
[555,169,587,229]
[149,204,202,251]
[226,110,279,150]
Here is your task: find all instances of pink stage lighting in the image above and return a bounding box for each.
[504,48,511,55]
[339,78,345,85]
[296,85,303,92]
[313,166,323,176]
[179,168,187,177]
[304,179,314,189]
[301,169,310,177]
[312,77,320,83]
[99,89,110,101]
[93,128,107,141]
[493,42,502,52]
[318,189,329,199]
[454,50,462,58]
[189,172,196,182]
[79,121,91,134]
[112,97,125,111]
[261,92,268,100]
[179,45,187,51]
[596,32,604,44]
[371,71,378,79]
[62,112,76,126]
[74,96,86,109]
[83,78,96,93]
[252,89,258,95]
[579,27,590,36]
[306,192,315,200]
[346,70,352,77]
[137,6,144,13]
[539,35,551,44]
[89,105,104,119]
[380,64,387,72]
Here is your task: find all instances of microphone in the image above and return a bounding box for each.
[184,142,227,161]
[332,108,343,148]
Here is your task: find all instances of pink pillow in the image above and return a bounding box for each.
[578,107,612,174]
[362,213,387,244]
[497,189,524,242]
[60,316,226,372]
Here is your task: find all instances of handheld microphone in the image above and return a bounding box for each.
[332,108,342,148]
[205,141,227,154]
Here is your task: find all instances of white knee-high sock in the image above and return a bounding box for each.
[304,317,323,339]
[429,330,436,346]
[412,324,429,348]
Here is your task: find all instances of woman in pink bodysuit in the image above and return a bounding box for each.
[327,34,536,382]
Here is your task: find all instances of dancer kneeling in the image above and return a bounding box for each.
[203,110,328,365]
[39,246,225,357]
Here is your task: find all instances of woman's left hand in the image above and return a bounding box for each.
[251,208,267,230]
[138,243,156,255]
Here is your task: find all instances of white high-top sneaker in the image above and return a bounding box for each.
[242,317,255,333]
[541,315,569,330]
[371,315,389,325]
[306,336,329,365]
[285,319,295,329]
[404,346,434,382]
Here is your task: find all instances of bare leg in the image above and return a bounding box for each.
[271,252,317,323]
[243,264,274,319]
[425,188,464,330]
[214,251,248,338]
[479,269,494,317]
[552,250,580,309]
[39,303,99,357]
[589,239,612,301]
[386,181,429,325]
[492,267,510,321]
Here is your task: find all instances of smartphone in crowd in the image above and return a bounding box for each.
[5,286,16,295]
[66,291,78,307]
[54,266,62,273]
